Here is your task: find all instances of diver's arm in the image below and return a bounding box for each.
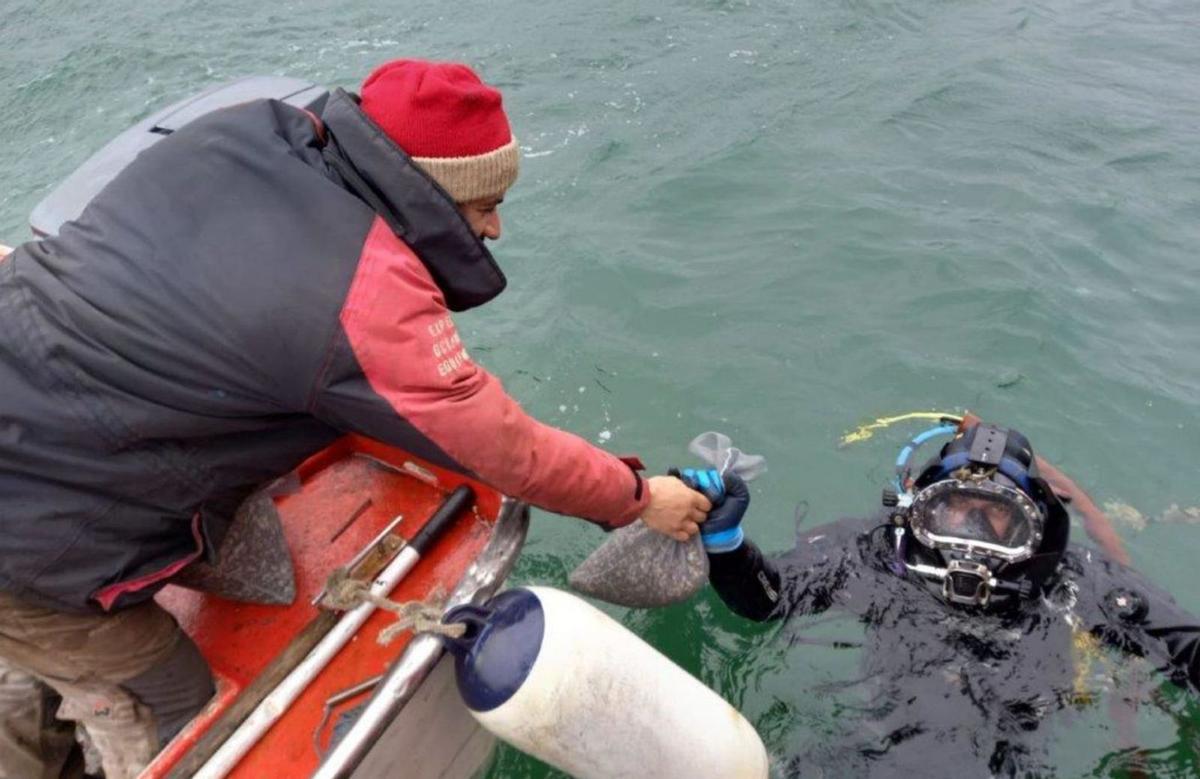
[708,522,860,622]
[708,541,786,622]
[1089,566,1200,694]
[677,470,786,622]
[1135,597,1200,694]
[1036,457,1131,565]
[687,471,847,622]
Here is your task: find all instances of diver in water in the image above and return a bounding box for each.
[683,419,1200,778]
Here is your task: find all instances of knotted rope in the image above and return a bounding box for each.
[321,568,466,645]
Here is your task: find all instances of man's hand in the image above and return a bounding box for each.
[643,475,711,542]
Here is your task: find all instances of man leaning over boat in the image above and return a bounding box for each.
[0,59,710,778]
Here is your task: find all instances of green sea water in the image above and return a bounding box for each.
[2,0,1199,775]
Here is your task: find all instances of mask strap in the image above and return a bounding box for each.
[928,451,1033,492]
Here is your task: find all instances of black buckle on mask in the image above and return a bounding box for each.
[942,559,993,606]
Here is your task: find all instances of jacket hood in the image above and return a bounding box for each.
[320,88,508,311]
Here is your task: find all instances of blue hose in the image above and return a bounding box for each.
[893,424,958,492]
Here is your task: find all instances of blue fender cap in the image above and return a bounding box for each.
[444,588,546,712]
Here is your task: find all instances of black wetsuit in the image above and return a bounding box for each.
[710,517,1200,778]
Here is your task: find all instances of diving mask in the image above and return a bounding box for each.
[909,478,1043,564]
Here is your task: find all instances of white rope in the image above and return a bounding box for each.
[322,569,465,644]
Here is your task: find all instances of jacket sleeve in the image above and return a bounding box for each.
[311,218,648,528]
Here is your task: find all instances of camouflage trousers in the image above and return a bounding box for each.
[0,592,215,779]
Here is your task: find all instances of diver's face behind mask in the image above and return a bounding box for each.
[912,479,1042,563]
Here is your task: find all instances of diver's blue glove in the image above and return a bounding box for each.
[676,468,750,553]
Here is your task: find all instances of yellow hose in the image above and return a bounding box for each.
[839,411,965,447]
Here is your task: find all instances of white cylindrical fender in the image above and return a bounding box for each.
[443,586,769,779]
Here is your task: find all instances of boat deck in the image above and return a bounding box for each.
[145,435,502,778]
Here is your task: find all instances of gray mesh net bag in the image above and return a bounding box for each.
[568,432,766,608]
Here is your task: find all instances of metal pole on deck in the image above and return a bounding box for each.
[188,485,476,779]
[311,498,529,779]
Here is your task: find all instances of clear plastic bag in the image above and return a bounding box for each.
[688,431,767,482]
[569,432,766,608]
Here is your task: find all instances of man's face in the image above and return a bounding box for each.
[939,494,1018,544]
[458,197,503,241]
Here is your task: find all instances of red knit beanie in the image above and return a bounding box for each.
[360,59,519,203]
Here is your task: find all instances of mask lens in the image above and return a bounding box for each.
[926,490,1031,548]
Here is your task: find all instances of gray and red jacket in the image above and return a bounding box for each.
[0,89,647,613]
